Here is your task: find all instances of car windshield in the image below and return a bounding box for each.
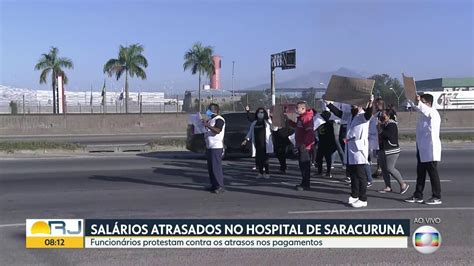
[221,113,250,132]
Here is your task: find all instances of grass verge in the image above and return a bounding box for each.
[147,138,187,149]
[0,141,84,153]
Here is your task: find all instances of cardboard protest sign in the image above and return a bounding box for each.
[271,104,297,127]
[324,75,375,106]
[402,73,418,101]
[271,104,285,128]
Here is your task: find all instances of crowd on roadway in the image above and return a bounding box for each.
[200,93,443,208]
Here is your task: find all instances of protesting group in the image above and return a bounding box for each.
[201,93,442,208]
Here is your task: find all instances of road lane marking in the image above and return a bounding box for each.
[288,207,474,214]
[280,180,452,187]
[311,179,453,183]
[0,223,25,228]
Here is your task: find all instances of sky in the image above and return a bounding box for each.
[1,0,473,94]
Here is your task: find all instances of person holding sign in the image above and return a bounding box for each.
[326,96,374,208]
[405,94,442,205]
[203,104,226,194]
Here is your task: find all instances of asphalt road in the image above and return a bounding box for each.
[1,126,472,146]
[0,147,473,265]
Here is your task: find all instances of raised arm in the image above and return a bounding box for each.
[408,95,432,118]
[415,101,433,118]
[327,103,343,118]
[245,106,255,122]
[364,96,374,121]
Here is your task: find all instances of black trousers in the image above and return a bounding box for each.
[298,147,312,187]
[415,149,441,199]
[206,148,224,189]
[338,125,347,150]
[348,164,367,201]
[316,148,333,175]
[255,147,269,174]
[274,145,287,172]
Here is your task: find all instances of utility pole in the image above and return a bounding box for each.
[271,66,276,106]
[232,61,235,112]
[176,95,179,115]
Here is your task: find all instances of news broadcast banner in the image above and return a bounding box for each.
[26,219,415,249]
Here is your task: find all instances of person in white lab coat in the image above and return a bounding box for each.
[242,108,277,179]
[326,96,374,208]
[405,94,442,205]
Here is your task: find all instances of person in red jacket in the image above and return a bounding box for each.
[286,101,315,190]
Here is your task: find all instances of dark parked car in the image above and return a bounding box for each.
[186,112,252,158]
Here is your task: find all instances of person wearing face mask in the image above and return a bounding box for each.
[286,101,315,191]
[315,110,337,178]
[242,108,277,179]
[405,94,442,205]
[203,103,226,194]
[326,96,374,208]
[377,109,409,194]
[370,98,385,179]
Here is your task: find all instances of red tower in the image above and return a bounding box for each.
[210,55,221,90]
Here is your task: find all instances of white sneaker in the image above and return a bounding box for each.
[256,174,263,179]
[348,196,359,204]
[263,173,270,179]
[351,200,367,208]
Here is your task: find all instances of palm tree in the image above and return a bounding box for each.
[183,42,215,113]
[103,44,148,113]
[34,47,73,114]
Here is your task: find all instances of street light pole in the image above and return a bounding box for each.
[389,87,401,109]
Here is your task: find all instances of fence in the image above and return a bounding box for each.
[1,102,182,114]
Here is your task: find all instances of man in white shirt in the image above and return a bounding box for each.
[204,104,226,194]
[405,94,442,205]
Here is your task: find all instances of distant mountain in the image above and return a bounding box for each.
[245,67,366,90]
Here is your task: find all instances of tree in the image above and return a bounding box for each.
[183,42,215,113]
[104,44,148,113]
[369,74,405,109]
[302,87,317,108]
[34,47,73,114]
[182,91,194,112]
[9,101,18,114]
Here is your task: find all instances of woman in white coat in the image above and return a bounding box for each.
[242,108,277,179]
[405,94,442,205]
